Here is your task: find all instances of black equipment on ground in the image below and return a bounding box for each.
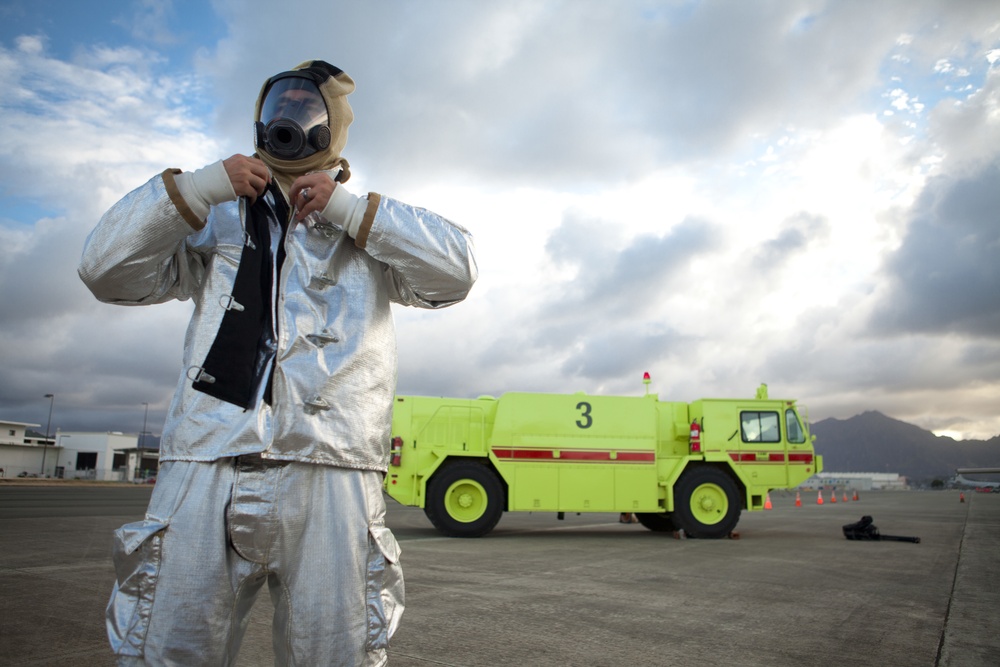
[842,515,921,543]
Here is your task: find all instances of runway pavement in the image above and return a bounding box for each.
[1,483,996,666]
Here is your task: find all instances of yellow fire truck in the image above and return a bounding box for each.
[384,380,820,538]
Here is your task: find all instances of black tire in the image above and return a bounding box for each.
[635,512,677,532]
[672,467,742,539]
[424,461,504,537]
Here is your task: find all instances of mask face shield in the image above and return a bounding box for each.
[255,75,331,160]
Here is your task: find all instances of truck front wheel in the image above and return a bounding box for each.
[424,461,504,537]
[672,467,741,539]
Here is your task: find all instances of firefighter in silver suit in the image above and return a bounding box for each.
[79,60,477,666]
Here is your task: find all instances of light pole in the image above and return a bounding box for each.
[41,394,54,475]
[136,402,149,482]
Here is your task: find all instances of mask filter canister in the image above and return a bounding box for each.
[255,120,331,160]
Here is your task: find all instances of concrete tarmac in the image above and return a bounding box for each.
[1,484,996,666]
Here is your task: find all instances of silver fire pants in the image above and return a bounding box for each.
[106,455,404,666]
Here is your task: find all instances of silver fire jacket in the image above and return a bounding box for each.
[79,169,477,471]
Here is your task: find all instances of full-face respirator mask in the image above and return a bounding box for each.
[255,74,331,160]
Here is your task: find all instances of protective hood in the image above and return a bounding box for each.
[254,60,355,195]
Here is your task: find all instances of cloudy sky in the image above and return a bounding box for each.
[1,0,998,443]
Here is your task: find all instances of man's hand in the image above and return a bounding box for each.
[290,172,337,221]
[223,154,270,204]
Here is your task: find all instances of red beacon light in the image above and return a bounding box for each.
[689,421,702,453]
[390,436,403,466]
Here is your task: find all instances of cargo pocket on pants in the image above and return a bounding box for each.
[106,519,168,657]
[364,522,404,652]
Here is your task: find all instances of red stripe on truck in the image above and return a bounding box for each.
[728,452,815,464]
[492,448,655,463]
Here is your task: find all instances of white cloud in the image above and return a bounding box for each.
[934,59,954,74]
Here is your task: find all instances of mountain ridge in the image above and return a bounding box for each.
[811,410,1000,481]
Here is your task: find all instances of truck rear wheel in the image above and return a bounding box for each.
[672,467,741,539]
[635,513,676,532]
[424,461,504,538]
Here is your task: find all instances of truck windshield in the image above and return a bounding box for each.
[785,409,806,443]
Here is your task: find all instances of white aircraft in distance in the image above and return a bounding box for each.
[952,471,1000,489]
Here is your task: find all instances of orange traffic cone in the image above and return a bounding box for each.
[843,492,848,503]
[831,491,837,503]
[764,493,772,510]
[852,490,859,501]
[960,492,965,503]
[795,491,802,507]
[817,490,824,505]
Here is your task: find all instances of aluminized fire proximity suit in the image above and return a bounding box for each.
[79,61,477,666]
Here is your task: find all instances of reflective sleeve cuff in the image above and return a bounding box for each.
[355,192,381,249]
[322,181,365,236]
[161,168,206,231]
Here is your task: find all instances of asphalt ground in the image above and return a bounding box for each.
[1,483,996,666]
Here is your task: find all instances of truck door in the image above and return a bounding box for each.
[738,406,788,488]
[783,406,815,485]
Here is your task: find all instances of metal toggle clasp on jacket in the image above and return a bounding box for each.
[306,330,340,347]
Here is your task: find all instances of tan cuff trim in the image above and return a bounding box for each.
[161,168,206,231]
[355,192,381,249]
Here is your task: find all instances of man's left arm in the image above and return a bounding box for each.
[292,173,478,308]
[354,193,477,308]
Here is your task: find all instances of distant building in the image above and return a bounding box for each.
[0,419,158,481]
[0,419,52,478]
[800,471,908,491]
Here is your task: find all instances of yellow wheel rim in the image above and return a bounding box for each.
[444,479,488,523]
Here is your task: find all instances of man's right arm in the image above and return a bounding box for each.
[78,155,269,306]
